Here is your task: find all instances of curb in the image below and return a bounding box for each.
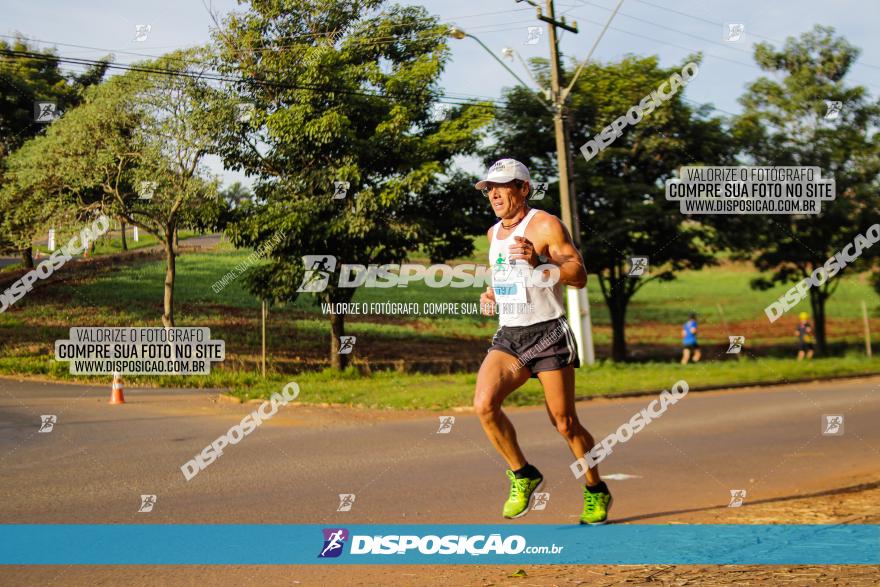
[215,393,242,405]
[575,370,880,402]
[212,370,880,410]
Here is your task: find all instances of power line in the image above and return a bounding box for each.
[626,0,880,73]
[206,20,539,58]
[1,13,548,106]
[0,40,511,106]
[1,48,513,111]
[3,15,767,120]
[0,17,537,80]
[633,0,880,71]
[563,0,625,100]
[191,2,538,59]
[571,15,762,69]
[564,10,880,94]
[575,0,755,57]
[681,96,738,118]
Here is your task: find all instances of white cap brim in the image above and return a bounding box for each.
[475,174,517,190]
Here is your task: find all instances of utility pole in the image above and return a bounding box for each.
[527,0,596,364]
[261,299,268,377]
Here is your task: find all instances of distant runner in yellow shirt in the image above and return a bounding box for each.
[796,312,815,361]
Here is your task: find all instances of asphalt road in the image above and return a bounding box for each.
[1,374,878,526]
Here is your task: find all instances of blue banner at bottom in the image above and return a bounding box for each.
[1,524,876,565]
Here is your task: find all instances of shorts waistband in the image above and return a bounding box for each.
[498,315,567,332]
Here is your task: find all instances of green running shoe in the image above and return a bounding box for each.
[503,469,544,519]
[580,485,612,525]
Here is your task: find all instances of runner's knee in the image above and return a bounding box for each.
[552,414,578,439]
[473,389,502,419]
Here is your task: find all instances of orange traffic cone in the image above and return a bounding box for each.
[109,372,125,404]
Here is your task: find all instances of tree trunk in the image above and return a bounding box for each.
[162,231,176,328]
[810,290,827,355]
[119,217,128,251]
[20,247,34,269]
[609,296,628,362]
[173,227,179,251]
[329,308,348,371]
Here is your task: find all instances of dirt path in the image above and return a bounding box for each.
[3,480,878,585]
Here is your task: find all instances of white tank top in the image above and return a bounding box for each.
[488,208,565,327]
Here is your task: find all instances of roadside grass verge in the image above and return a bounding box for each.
[3,234,879,401]
[4,355,878,410]
[245,354,880,409]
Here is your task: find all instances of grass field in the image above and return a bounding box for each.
[2,233,880,408]
[5,235,877,341]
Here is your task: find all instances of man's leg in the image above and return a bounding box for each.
[538,365,612,525]
[692,347,701,362]
[474,350,533,469]
[475,350,543,519]
[797,349,805,361]
[537,365,600,486]
[681,347,690,364]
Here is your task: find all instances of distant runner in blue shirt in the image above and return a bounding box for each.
[681,313,701,364]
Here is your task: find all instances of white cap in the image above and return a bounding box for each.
[475,158,531,190]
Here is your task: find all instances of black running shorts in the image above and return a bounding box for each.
[488,316,580,377]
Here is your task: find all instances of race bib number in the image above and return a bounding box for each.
[493,265,528,304]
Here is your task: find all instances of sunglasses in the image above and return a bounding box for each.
[481,179,525,198]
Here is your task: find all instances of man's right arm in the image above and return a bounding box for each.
[481,226,496,315]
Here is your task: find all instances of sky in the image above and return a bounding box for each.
[4,0,880,186]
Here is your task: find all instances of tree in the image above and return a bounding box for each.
[486,55,735,361]
[2,49,226,326]
[731,25,880,354]
[213,0,493,369]
[0,38,108,265]
[0,131,73,262]
[123,52,227,326]
[220,181,252,209]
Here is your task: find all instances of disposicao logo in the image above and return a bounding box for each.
[318,528,349,558]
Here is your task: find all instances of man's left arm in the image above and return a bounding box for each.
[512,216,586,288]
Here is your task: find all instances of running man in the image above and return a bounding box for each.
[796,312,815,361]
[681,313,701,364]
[473,158,611,525]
